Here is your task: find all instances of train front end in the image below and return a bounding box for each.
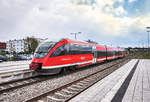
[29,41,60,75]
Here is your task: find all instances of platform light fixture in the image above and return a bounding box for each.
[146,27,150,54]
[70,32,81,40]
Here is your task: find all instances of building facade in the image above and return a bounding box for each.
[6,39,28,53]
[0,42,6,52]
[6,38,46,53]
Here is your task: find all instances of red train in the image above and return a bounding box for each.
[30,38,125,75]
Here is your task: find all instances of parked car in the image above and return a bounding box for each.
[26,54,33,60]
[0,55,7,61]
[0,55,3,62]
[13,54,23,61]
[13,54,32,60]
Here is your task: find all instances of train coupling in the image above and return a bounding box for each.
[29,62,42,70]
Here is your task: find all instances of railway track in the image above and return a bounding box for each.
[0,73,60,94]
[0,76,39,93]
[0,57,128,94]
[25,58,130,102]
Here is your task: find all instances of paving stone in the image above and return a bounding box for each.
[123,60,150,102]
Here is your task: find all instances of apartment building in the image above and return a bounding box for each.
[6,38,46,53]
[6,39,28,53]
[0,42,6,52]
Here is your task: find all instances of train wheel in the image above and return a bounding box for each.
[68,65,78,71]
[58,67,65,74]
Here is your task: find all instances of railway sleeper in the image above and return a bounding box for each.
[71,84,84,89]
[8,84,15,87]
[47,95,65,102]
[16,82,22,85]
[76,82,87,86]
[28,79,36,82]
[56,90,76,97]
[56,91,73,98]
[62,89,76,94]
[53,85,88,101]
[23,80,30,84]
[37,100,44,102]
[80,79,92,83]
[55,92,68,97]
[66,87,80,93]
[77,81,90,86]
[67,87,81,91]
[54,94,67,100]
[0,86,5,90]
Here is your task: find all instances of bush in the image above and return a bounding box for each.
[0,51,6,55]
[140,53,150,59]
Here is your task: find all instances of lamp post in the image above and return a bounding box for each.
[146,27,150,54]
[70,32,81,40]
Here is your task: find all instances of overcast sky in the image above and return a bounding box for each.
[0,0,150,47]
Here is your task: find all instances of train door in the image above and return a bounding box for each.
[92,46,97,63]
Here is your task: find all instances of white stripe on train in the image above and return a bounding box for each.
[42,60,93,69]
[42,55,124,69]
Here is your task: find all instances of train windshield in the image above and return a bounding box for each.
[34,41,56,58]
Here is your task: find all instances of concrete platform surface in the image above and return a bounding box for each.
[69,59,145,102]
[122,60,150,102]
[0,60,31,74]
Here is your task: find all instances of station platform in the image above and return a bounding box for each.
[0,60,31,74]
[69,59,150,102]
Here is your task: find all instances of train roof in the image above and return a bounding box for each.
[44,38,125,51]
[63,39,108,48]
[63,38,97,45]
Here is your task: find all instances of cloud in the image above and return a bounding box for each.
[128,0,136,3]
[0,0,149,47]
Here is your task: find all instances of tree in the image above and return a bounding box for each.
[0,51,6,55]
[26,37,39,54]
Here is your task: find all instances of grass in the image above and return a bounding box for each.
[140,53,150,59]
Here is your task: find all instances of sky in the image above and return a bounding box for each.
[0,0,150,47]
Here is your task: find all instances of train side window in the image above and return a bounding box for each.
[50,44,65,57]
[69,44,93,55]
[64,44,70,55]
[97,51,106,58]
[70,44,79,55]
[81,45,92,54]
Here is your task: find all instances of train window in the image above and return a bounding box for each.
[80,45,92,54]
[35,42,55,53]
[50,44,65,57]
[115,51,118,55]
[106,51,114,56]
[69,44,80,55]
[118,51,122,55]
[34,41,56,59]
[69,44,92,55]
[97,51,107,58]
[64,44,70,54]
